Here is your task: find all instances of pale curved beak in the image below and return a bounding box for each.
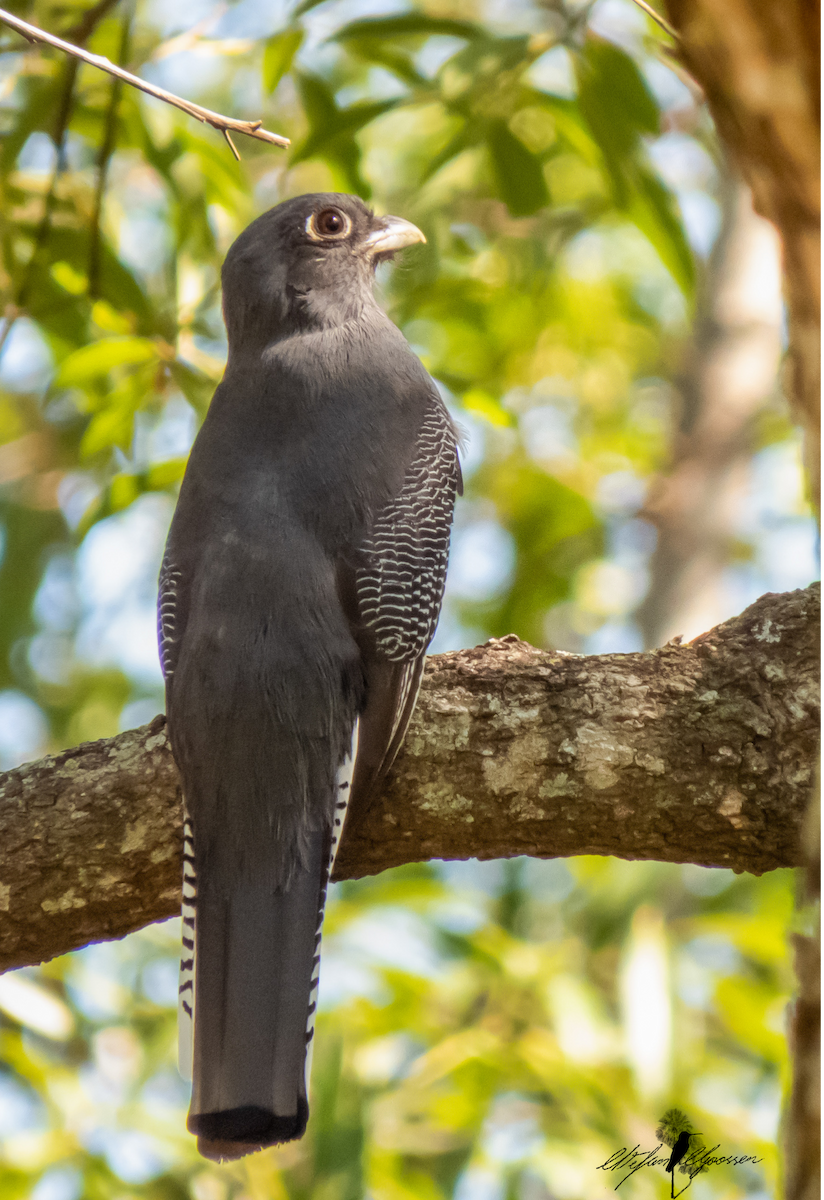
[363,215,426,257]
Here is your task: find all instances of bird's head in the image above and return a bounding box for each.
[221,193,425,349]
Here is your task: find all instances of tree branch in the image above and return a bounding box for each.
[628,0,679,41]
[0,584,817,972]
[0,7,290,155]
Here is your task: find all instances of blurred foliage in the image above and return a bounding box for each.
[0,861,793,1199]
[0,0,807,1197]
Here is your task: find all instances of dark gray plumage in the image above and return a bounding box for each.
[158,193,461,1162]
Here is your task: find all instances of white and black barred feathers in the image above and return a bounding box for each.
[303,721,359,1088]
[158,558,195,1076]
[356,397,461,662]
[178,812,197,1080]
[157,555,181,680]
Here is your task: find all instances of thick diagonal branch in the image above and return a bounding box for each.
[0,584,818,972]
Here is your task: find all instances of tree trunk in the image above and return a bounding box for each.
[662,7,820,1194]
[664,0,820,510]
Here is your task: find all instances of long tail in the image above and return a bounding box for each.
[187,837,328,1161]
[178,728,358,1162]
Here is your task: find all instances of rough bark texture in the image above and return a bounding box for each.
[0,718,183,973]
[664,0,820,508]
[638,177,783,648]
[0,584,817,973]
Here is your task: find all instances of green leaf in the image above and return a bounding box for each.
[262,28,303,93]
[576,36,659,163]
[44,227,152,325]
[56,337,158,386]
[418,121,478,183]
[80,404,136,459]
[328,35,423,87]
[146,457,187,489]
[535,95,601,165]
[627,163,696,296]
[108,473,141,512]
[333,14,483,42]
[0,72,64,173]
[292,73,398,195]
[0,504,66,691]
[573,36,694,296]
[486,120,549,217]
[295,75,397,154]
[169,361,216,415]
[440,32,532,97]
[294,71,337,134]
[334,100,400,139]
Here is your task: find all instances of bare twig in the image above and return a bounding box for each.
[0,6,290,150]
[630,0,679,39]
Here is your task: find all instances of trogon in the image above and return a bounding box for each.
[157,193,461,1161]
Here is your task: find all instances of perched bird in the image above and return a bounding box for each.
[158,194,461,1162]
[667,1130,701,1174]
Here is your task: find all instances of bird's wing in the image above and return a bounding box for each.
[347,393,461,816]
[157,552,184,683]
[157,551,199,1080]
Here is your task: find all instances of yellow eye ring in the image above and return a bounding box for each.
[306,208,352,241]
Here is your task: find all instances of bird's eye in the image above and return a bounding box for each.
[308,208,351,240]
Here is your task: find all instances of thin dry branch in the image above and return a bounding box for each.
[628,0,679,40]
[0,7,290,155]
[0,584,818,973]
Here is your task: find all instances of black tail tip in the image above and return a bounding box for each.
[189,1102,309,1161]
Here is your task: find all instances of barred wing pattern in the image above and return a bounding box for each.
[356,397,460,663]
[157,554,182,681]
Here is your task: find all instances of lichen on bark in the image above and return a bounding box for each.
[0,584,818,973]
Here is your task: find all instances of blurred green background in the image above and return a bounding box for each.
[0,0,817,1197]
